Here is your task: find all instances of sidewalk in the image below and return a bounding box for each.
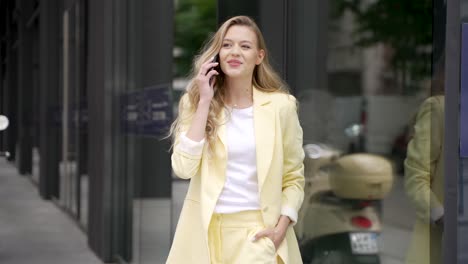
[0,158,103,264]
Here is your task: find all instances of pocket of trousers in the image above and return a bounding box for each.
[249,227,277,254]
[263,237,277,253]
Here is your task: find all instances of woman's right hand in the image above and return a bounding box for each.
[185,58,218,142]
[195,58,219,103]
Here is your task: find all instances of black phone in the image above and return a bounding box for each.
[209,54,220,85]
[209,54,220,72]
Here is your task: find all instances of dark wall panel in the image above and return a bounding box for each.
[4,49,17,161]
[137,0,173,198]
[16,0,34,174]
[217,0,259,26]
[87,0,112,261]
[38,0,60,199]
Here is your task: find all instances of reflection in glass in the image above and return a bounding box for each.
[59,2,88,229]
[126,0,194,263]
[294,1,434,263]
[404,93,444,264]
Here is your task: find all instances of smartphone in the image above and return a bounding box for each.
[209,54,220,86]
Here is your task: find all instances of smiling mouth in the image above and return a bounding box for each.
[228,61,242,66]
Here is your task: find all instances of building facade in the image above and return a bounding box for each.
[0,0,465,263]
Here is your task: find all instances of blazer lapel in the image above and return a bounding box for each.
[217,109,227,152]
[253,88,275,192]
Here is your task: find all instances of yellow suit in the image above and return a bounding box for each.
[404,95,444,264]
[166,88,305,264]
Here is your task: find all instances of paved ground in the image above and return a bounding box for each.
[0,158,103,264]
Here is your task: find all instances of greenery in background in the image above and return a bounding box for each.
[174,0,217,77]
[333,0,432,93]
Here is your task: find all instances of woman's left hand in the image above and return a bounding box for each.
[253,226,287,250]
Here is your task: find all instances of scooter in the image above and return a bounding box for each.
[296,143,393,264]
[0,115,10,158]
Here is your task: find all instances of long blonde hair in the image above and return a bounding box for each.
[169,16,288,150]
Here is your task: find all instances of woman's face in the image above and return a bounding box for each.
[219,25,265,79]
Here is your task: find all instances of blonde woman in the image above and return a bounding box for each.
[166,16,304,264]
[404,57,445,264]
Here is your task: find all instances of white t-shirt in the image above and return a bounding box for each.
[214,106,261,213]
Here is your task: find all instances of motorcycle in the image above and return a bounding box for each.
[296,143,393,264]
[0,115,10,158]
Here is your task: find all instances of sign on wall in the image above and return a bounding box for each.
[121,84,173,137]
[461,23,468,157]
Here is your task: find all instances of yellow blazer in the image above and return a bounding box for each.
[404,95,444,264]
[166,88,305,264]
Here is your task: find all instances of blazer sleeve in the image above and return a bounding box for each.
[171,95,205,180]
[279,95,305,225]
[404,97,444,223]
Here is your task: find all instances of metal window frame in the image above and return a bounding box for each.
[444,0,461,263]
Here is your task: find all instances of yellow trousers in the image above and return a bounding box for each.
[208,210,283,264]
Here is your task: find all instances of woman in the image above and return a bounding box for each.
[404,58,445,264]
[166,16,305,264]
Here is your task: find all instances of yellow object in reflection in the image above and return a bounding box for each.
[404,95,444,264]
[329,154,394,200]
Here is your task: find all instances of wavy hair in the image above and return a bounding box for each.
[168,16,289,151]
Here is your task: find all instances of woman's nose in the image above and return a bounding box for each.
[231,44,241,55]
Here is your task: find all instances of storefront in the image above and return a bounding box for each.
[0,0,466,263]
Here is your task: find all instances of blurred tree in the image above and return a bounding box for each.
[174,0,217,77]
[333,0,432,94]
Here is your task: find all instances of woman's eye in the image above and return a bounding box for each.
[222,43,231,48]
[242,45,251,49]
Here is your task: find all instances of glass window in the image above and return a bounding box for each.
[125,0,201,263]
[293,1,441,263]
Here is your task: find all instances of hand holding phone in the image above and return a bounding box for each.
[197,55,219,101]
[209,55,219,86]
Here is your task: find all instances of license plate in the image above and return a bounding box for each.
[349,232,379,254]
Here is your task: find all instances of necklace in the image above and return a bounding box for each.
[228,87,252,108]
[230,103,253,110]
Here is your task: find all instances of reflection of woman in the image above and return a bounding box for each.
[404,62,445,263]
[404,95,444,264]
[166,16,305,264]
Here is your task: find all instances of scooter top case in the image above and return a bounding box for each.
[328,153,393,200]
